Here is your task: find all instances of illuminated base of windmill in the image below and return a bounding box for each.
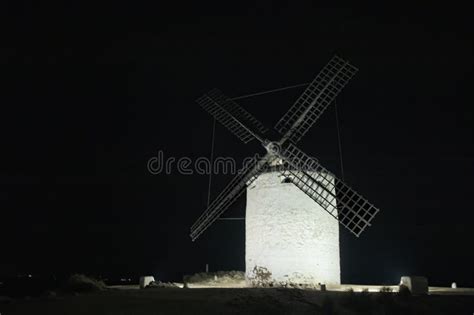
[245,170,341,286]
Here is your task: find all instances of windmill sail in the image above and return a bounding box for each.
[278,143,379,237]
[190,55,380,241]
[207,89,268,135]
[276,56,358,144]
[197,89,266,144]
[190,154,272,241]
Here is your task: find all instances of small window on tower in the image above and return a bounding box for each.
[281,177,292,184]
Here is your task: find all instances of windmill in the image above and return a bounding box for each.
[191,55,380,285]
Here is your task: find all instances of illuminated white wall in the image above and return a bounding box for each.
[245,171,340,285]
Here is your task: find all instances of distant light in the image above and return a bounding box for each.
[28,274,32,278]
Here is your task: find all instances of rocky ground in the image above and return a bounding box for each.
[2,286,474,315]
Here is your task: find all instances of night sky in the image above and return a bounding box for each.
[2,3,473,286]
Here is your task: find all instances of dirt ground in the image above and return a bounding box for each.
[2,286,474,315]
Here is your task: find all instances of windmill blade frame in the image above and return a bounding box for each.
[197,89,266,144]
[190,55,381,241]
[190,153,273,241]
[278,143,379,237]
[207,89,268,136]
[276,55,358,145]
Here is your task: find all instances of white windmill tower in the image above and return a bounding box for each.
[190,56,380,286]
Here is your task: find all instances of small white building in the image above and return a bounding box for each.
[245,170,340,286]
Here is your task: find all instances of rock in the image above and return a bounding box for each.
[146,280,179,289]
[319,283,326,291]
[139,276,155,289]
[400,276,428,295]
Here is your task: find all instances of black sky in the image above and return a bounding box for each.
[1,3,473,286]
